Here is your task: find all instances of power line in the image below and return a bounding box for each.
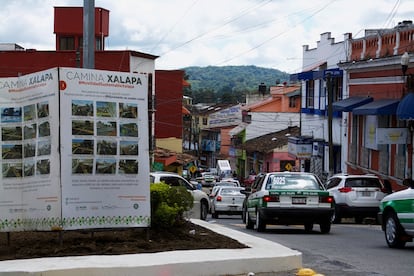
[149,0,200,53]
[215,0,339,66]
[154,0,274,58]
[383,0,401,29]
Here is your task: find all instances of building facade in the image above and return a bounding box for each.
[290,32,349,181]
[231,84,301,179]
[337,20,414,191]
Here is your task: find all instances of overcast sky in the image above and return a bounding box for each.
[1,0,412,73]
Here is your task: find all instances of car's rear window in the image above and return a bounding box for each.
[215,182,237,187]
[265,174,320,190]
[220,188,243,195]
[345,178,382,188]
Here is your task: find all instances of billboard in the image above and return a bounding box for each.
[0,67,150,232]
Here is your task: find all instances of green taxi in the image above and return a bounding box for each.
[378,179,414,248]
[241,172,334,233]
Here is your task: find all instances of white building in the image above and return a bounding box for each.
[290,32,351,179]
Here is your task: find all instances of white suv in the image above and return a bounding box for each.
[325,174,387,223]
[150,172,210,220]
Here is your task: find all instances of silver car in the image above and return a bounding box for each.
[211,186,245,219]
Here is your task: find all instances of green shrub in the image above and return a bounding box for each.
[150,182,194,229]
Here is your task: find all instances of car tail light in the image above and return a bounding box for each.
[319,195,334,203]
[338,187,353,193]
[216,196,222,202]
[263,195,279,202]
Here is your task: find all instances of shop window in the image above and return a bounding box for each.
[306,80,314,108]
[289,97,296,108]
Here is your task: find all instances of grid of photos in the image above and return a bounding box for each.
[1,101,51,179]
[71,100,139,175]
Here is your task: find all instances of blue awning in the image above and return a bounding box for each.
[352,99,400,115]
[332,97,373,112]
[397,93,414,120]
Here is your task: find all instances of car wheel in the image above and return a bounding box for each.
[245,210,254,229]
[332,205,342,224]
[304,222,314,232]
[200,200,208,221]
[320,220,331,234]
[242,205,246,222]
[212,212,219,219]
[384,212,406,248]
[255,209,266,232]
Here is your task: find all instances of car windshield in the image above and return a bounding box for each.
[345,178,382,188]
[265,174,321,190]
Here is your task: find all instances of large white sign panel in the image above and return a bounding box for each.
[0,68,61,231]
[376,128,410,144]
[208,105,242,128]
[59,68,150,230]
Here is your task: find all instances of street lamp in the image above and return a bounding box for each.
[401,52,410,76]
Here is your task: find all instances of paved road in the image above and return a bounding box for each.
[211,216,414,276]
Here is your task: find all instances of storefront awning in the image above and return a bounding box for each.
[397,92,414,120]
[332,96,373,112]
[352,99,400,115]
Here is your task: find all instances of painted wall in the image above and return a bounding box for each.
[154,70,185,140]
[245,112,300,140]
[156,138,183,153]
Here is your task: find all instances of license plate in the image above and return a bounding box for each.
[361,191,371,197]
[292,197,306,204]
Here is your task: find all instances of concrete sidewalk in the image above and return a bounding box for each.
[0,219,302,276]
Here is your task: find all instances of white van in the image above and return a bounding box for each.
[217,160,232,179]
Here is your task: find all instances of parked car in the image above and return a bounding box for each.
[210,186,245,219]
[150,172,210,220]
[241,171,334,233]
[325,174,387,223]
[378,179,414,248]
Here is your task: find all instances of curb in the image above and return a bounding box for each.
[0,219,302,276]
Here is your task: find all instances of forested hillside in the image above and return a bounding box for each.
[182,65,289,104]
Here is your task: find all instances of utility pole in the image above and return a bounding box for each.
[326,72,334,176]
[83,0,95,69]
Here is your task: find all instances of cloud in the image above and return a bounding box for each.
[1,0,413,73]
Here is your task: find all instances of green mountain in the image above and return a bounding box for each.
[182,65,289,104]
